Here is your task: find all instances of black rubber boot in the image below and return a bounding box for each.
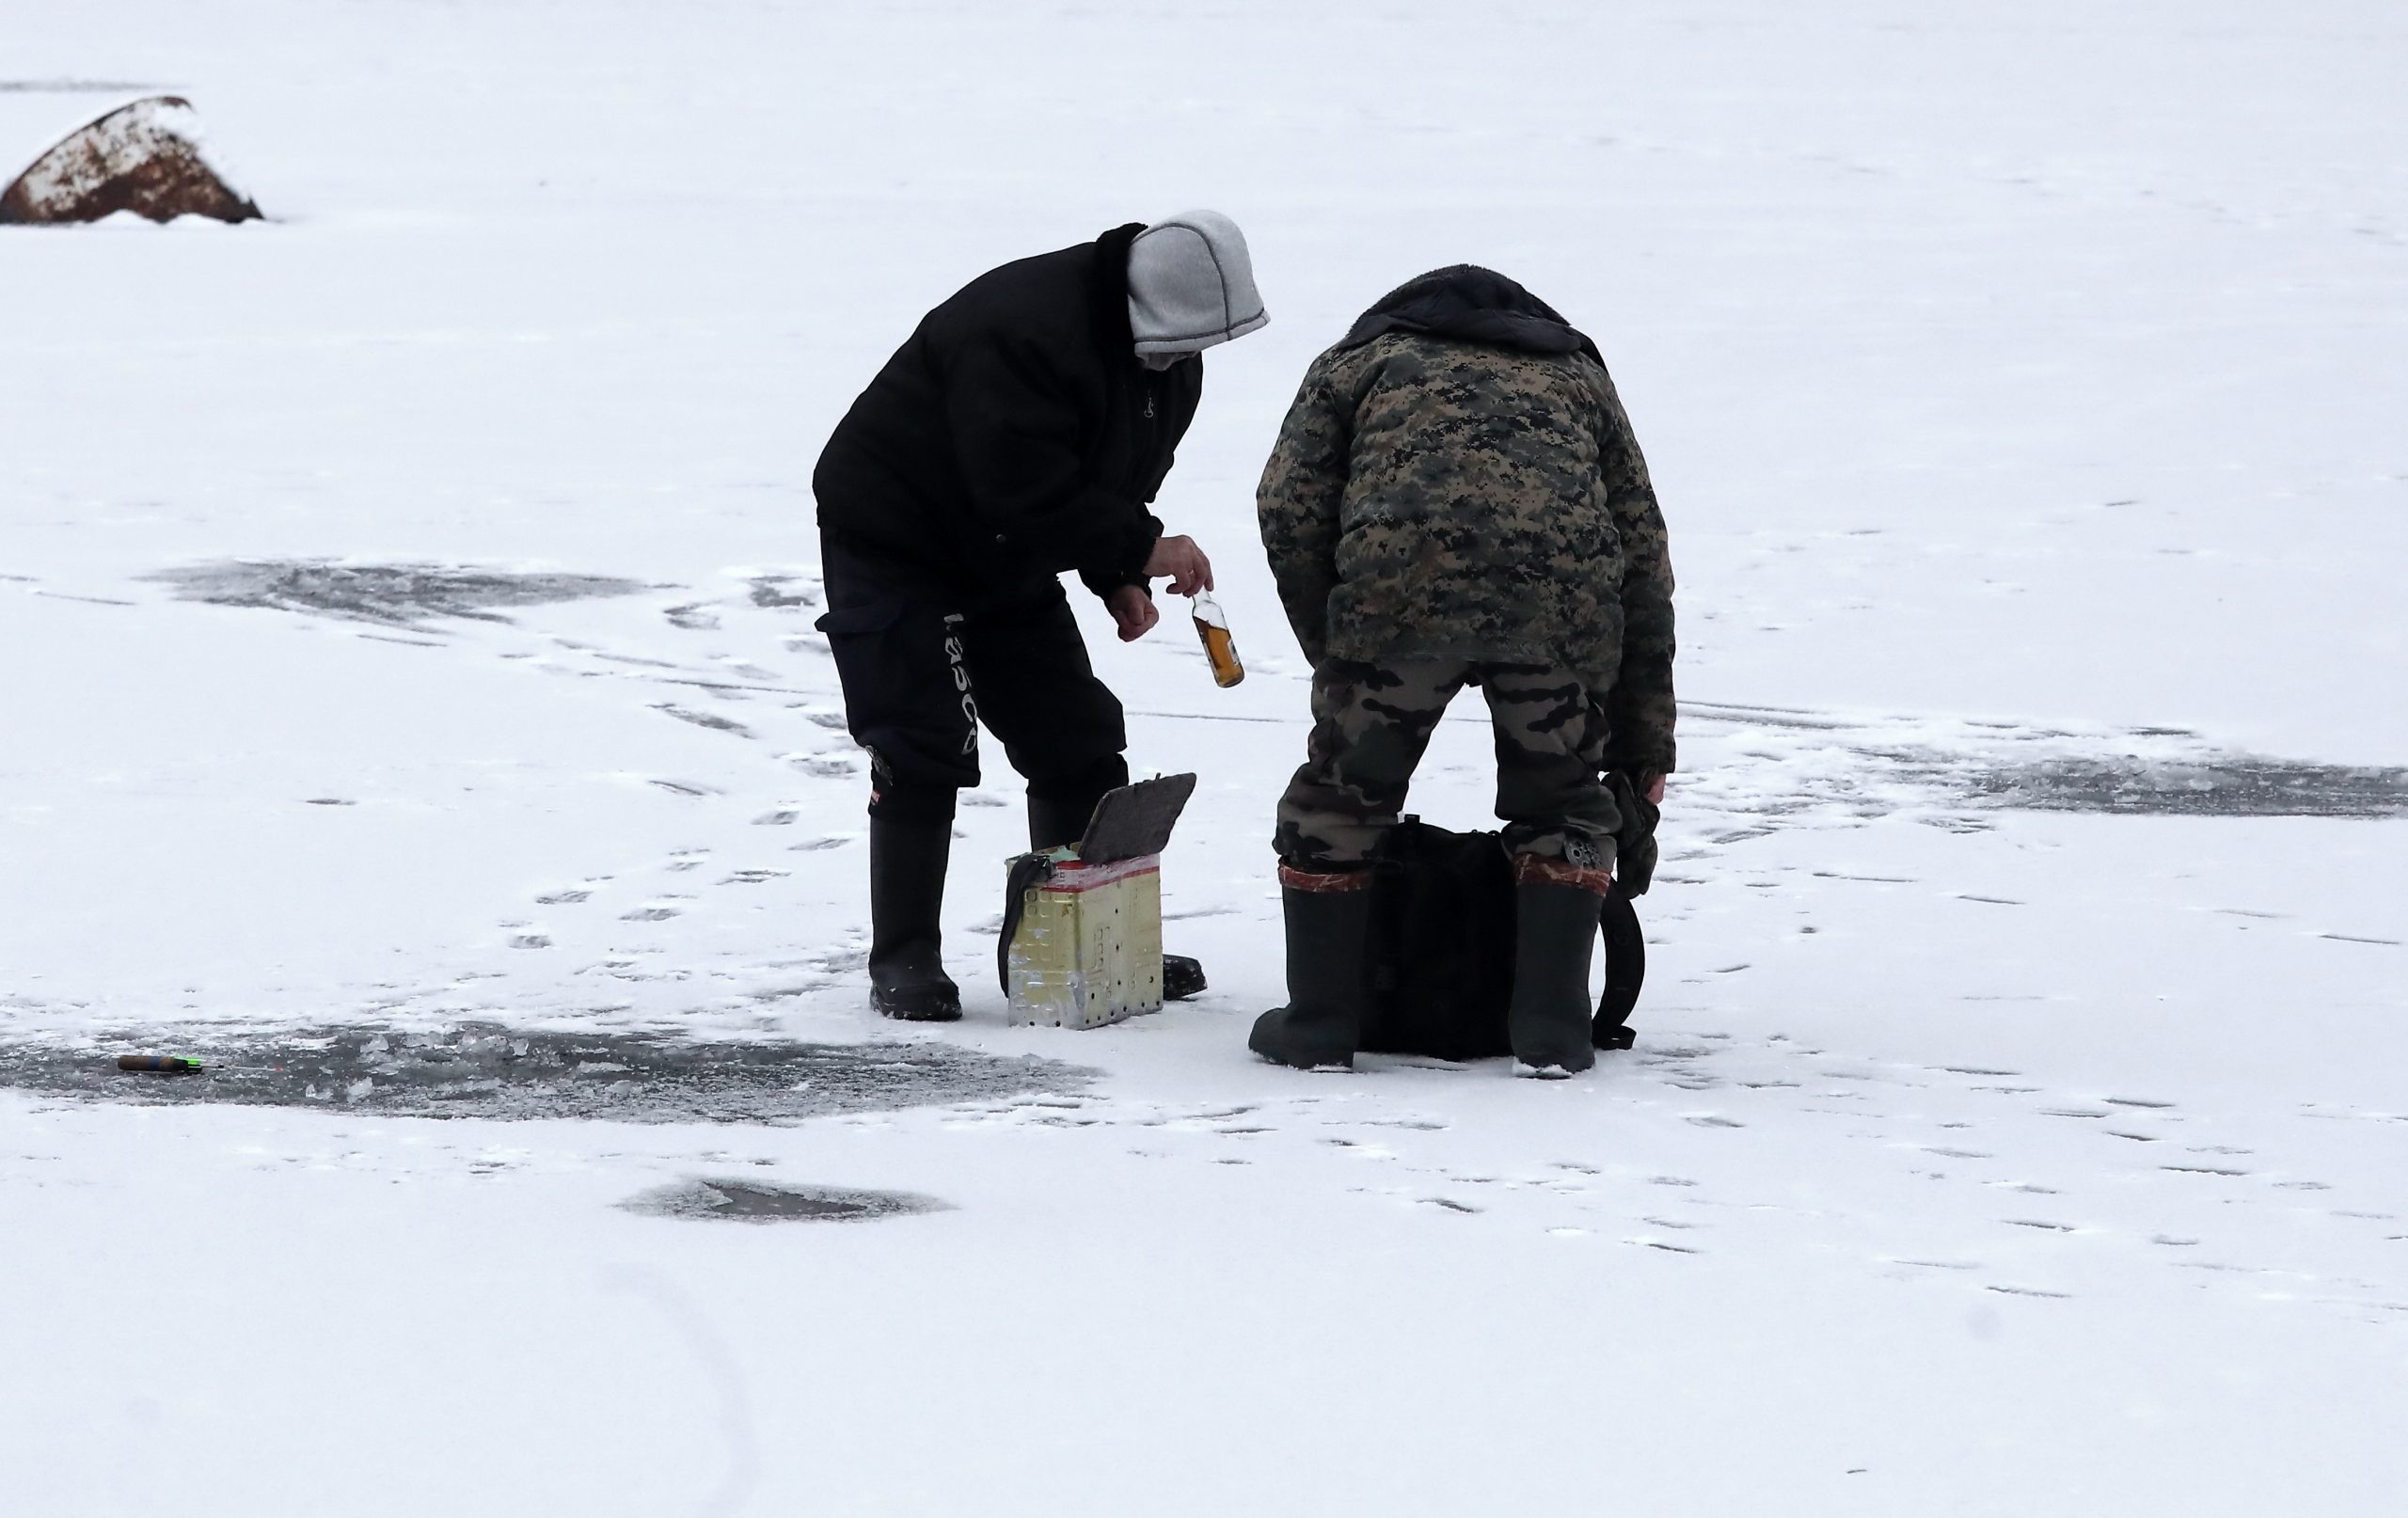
[1248,878,1371,1069]
[868,812,961,1021]
[1026,793,1098,853]
[1509,879,1604,1076]
[1162,955,1207,1001]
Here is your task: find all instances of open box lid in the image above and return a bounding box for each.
[1074,772,1196,863]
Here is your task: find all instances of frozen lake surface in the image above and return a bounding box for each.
[4,2,2404,1514]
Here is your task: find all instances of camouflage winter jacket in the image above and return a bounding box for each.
[1255,332,1677,772]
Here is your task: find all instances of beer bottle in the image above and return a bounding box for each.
[1191,593,1244,688]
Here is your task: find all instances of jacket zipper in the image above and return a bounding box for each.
[1137,374,1160,479]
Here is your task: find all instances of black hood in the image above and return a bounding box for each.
[1337,264,1600,363]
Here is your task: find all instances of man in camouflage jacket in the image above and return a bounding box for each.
[1247,265,1674,1076]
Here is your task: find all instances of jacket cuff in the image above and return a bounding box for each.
[1077,509,1162,598]
[1604,743,1676,777]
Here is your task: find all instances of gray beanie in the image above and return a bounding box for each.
[1126,210,1269,356]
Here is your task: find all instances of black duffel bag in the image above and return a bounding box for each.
[1357,813,1648,1062]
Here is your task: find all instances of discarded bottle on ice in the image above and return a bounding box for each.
[1191,593,1244,688]
[117,1054,203,1074]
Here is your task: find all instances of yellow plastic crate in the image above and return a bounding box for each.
[1004,853,1164,1029]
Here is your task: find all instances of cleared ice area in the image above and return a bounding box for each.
[618,1178,952,1224]
[143,560,645,624]
[0,1022,1087,1123]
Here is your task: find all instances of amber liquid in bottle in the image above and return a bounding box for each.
[1192,593,1245,688]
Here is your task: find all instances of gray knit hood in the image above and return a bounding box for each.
[1125,210,1269,356]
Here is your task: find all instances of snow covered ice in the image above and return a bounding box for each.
[4,2,2405,1513]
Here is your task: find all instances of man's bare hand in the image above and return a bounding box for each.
[1643,771,1666,806]
[1144,534,1213,595]
[1106,585,1160,642]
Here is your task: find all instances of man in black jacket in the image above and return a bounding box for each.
[814,212,1268,1020]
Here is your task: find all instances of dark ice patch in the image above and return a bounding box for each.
[747,577,819,609]
[619,1178,946,1224]
[0,1022,1089,1124]
[1679,704,2408,828]
[1957,757,2408,817]
[144,561,642,625]
[0,80,160,93]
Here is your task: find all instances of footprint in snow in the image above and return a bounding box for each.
[655,704,753,738]
[707,654,783,681]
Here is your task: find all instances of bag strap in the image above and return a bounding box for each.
[996,852,1058,998]
[1594,883,1645,1049]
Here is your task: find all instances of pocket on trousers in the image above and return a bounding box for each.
[815,599,903,637]
[816,593,980,790]
[815,596,911,729]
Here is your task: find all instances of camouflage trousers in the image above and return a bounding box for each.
[1275,658,1622,869]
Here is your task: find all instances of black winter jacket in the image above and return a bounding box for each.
[813,224,1202,597]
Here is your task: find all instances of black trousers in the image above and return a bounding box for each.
[816,535,1129,824]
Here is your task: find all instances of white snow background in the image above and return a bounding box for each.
[5,1,2406,1512]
